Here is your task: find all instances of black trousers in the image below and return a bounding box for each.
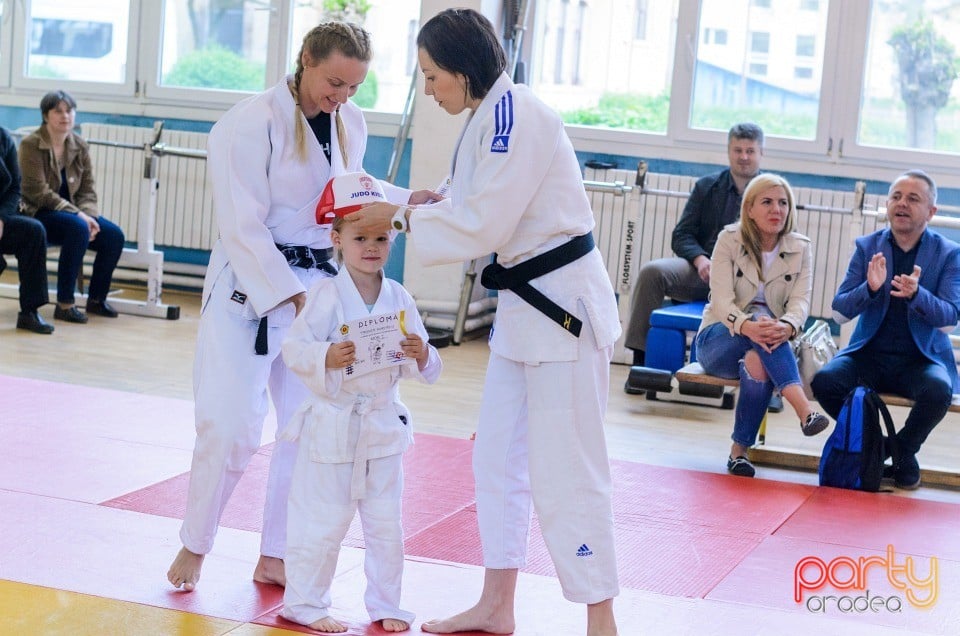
[811,349,953,456]
[0,215,50,312]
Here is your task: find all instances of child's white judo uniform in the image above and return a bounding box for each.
[280,268,442,627]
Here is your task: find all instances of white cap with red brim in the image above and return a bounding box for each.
[315,171,387,224]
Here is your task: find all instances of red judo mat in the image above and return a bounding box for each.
[103,430,818,598]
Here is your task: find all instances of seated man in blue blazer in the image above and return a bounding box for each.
[811,170,960,490]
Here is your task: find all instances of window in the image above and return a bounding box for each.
[691,0,830,141]
[1,0,958,177]
[142,1,421,112]
[531,0,680,133]
[857,0,960,154]
[750,31,770,54]
[24,0,130,85]
[159,0,270,92]
[703,28,728,45]
[146,0,420,112]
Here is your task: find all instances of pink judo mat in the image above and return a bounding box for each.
[4,375,959,634]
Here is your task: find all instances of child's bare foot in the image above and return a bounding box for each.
[381,618,409,632]
[421,605,514,634]
[307,616,347,633]
[253,555,285,586]
[167,546,203,591]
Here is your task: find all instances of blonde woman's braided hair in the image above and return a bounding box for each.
[291,21,372,164]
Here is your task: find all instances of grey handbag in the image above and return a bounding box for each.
[794,319,838,399]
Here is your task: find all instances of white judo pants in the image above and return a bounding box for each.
[180,271,322,558]
[475,321,620,604]
[282,450,413,627]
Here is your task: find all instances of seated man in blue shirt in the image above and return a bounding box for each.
[811,170,960,489]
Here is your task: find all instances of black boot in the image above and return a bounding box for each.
[16,310,55,334]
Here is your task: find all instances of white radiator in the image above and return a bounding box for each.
[70,125,893,339]
[584,166,697,363]
[83,123,215,252]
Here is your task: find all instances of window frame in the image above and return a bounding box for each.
[0,0,958,188]
[0,0,417,123]
[664,0,843,158]
[0,0,12,87]
[562,0,960,186]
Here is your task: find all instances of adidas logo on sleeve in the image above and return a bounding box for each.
[490,91,513,153]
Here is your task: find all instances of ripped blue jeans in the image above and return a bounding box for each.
[695,320,802,447]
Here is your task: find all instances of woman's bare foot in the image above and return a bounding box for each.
[167,546,204,591]
[307,616,347,633]
[253,555,285,586]
[420,604,515,634]
[587,598,618,636]
[381,618,409,632]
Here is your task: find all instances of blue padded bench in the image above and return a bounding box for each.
[645,301,706,373]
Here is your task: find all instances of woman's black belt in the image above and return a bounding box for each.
[480,233,595,337]
[254,244,338,355]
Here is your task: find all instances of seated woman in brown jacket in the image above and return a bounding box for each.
[18,90,125,323]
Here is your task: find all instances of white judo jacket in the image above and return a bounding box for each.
[281,270,442,499]
[408,73,620,362]
[203,77,408,322]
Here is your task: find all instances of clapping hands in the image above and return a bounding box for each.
[867,252,920,300]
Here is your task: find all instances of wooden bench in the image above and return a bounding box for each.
[674,362,960,488]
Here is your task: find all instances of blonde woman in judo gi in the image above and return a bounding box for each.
[279,180,442,633]
[350,9,620,636]
[167,23,436,592]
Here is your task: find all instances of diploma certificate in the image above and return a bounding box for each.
[340,310,411,378]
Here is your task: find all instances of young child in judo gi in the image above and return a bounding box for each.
[279,173,442,633]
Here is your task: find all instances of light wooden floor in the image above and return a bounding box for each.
[2,274,959,505]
